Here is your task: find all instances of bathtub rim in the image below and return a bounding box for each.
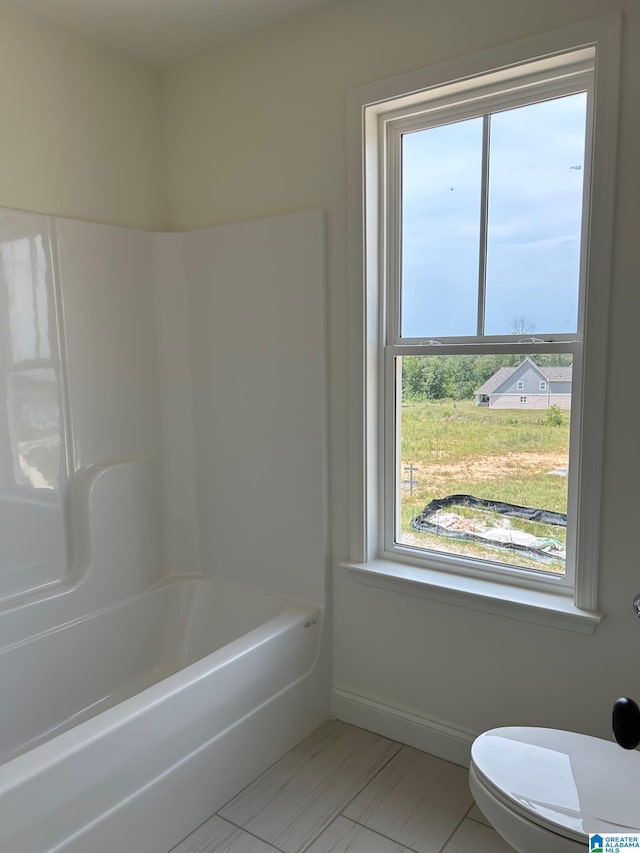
[0,575,321,794]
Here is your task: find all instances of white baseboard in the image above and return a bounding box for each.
[331,686,476,768]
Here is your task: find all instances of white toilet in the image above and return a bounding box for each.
[469,727,640,853]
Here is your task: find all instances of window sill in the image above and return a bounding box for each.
[339,559,601,635]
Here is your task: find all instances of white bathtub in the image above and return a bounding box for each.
[0,577,323,852]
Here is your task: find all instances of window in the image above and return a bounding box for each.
[388,54,590,586]
[347,15,620,629]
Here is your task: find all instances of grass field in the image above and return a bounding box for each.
[399,399,570,573]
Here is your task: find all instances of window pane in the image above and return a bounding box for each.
[401,118,483,337]
[484,93,587,336]
[397,354,571,574]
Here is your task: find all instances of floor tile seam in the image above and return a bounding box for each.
[218,738,404,846]
[214,813,288,853]
[168,812,219,852]
[335,739,405,817]
[463,802,492,828]
[260,744,404,853]
[336,814,426,853]
[298,813,343,853]
[434,807,470,853]
[170,724,409,852]
[282,739,405,853]
[465,817,488,828]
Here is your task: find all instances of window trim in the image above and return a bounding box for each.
[345,13,621,631]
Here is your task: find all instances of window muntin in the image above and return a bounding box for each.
[383,54,593,589]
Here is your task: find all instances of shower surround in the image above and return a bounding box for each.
[0,208,328,851]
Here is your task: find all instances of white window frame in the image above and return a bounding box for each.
[344,14,620,634]
[540,380,548,391]
[516,380,525,391]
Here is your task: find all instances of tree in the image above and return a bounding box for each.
[402,356,427,399]
[424,358,447,400]
[510,316,536,336]
[447,355,477,400]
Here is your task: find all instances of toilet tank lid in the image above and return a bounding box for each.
[471,727,640,838]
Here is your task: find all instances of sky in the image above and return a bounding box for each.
[401,92,588,339]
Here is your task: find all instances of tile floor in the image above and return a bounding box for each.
[171,719,515,853]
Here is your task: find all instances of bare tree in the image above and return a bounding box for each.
[510,316,536,335]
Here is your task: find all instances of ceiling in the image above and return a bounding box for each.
[6,0,342,67]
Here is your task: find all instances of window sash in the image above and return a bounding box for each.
[384,72,593,348]
[382,340,581,593]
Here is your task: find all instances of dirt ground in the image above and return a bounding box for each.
[409,451,568,490]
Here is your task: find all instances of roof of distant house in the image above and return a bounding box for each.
[475,367,518,396]
[475,360,572,395]
[539,365,572,382]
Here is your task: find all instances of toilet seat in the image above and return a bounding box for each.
[471,761,584,842]
[471,727,640,840]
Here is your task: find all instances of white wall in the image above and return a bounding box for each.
[0,6,166,231]
[164,0,640,747]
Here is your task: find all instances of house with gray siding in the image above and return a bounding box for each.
[475,357,572,409]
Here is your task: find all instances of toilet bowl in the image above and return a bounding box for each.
[469,727,640,853]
